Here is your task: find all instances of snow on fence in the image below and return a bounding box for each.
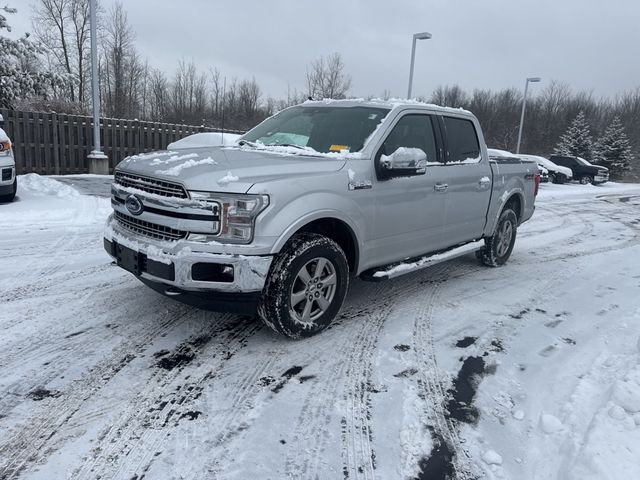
[0,109,244,175]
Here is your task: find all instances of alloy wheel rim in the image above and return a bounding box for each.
[496,220,513,257]
[289,257,337,324]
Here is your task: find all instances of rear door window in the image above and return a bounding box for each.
[443,117,480,164]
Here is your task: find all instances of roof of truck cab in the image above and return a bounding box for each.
[300,98,474,116]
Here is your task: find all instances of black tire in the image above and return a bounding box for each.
[0,179,16,203]
[555,174,565,184]
[477,208,518,267]
[258,232,349,339]
[580,175,593,185]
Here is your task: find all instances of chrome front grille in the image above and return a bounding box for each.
[114,171,187,198]
[114,211,187,241]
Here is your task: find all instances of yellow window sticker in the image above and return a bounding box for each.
[329,144,349,152]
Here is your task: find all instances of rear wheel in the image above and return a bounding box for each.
[580,175,593,185]
[258,232,349,339]
[0,179,16,203]
[477,208,518,267]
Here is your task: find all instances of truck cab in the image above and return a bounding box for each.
[104,100,538,337]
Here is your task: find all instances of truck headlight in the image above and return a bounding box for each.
[187,192,269,244]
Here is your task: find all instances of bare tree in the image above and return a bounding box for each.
[101,1,144,118]
[306,52,352,100]
[32,0,94,104]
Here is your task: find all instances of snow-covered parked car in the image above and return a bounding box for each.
[167,132,241,150]
[104,100,539,338]
[0,115,17,203]
[488,148,548,181]
[518,154,573,184]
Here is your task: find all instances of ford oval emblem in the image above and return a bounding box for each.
[125,194,144,216]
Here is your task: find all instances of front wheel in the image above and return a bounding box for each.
[580,175,593,185]
[258,233,349,339]
[477,208,518,267]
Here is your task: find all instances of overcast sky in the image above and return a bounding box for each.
[7,0,640,100]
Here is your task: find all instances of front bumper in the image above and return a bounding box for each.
[103,214,273,295]
[0,163,15,187]
[594,174,609,184]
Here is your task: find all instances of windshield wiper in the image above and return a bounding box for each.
[237,140,258,148]
[267,142,307,150]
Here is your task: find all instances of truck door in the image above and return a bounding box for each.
[438,115,493,246]
[366,113,450,267]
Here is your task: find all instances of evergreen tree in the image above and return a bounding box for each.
[0,6,53,108]
[594,117,635,179]
[554,111,595,160]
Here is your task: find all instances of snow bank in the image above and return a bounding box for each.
[19,173,79,198]
[0,174,110,229]
[167,132,241,150]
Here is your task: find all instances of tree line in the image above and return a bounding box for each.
[2,1,351,131]
[427,83,639,179]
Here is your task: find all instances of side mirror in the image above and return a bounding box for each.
[380,147,427,176]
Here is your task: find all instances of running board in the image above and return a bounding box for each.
[360,240,484,282]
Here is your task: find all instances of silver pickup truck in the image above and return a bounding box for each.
[104,100,538,338]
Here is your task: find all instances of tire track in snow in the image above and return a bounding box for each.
[194,348,288,478]
[526,202,640,263]
[410,264,482,480]
[0,281,178,419]
[72,316,259,480]
[0,194,106,294]
[0,305,200,479]
[283,279,397,479]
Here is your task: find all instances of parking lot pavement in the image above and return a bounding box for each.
[1,177,640,480]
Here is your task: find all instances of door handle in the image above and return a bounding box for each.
[434,183,448,192]
[478,177,491,189]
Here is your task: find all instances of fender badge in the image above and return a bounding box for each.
[348,180,373,191]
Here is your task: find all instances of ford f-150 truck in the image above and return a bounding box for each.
[104,100,538,338]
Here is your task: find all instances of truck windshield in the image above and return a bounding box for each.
[576,157,592,166]
[240,106,390,154]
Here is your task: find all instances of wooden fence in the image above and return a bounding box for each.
[0,109,244,175]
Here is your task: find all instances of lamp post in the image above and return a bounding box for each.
[87,0,107,174]
[515,77,541,154]
[407,31,432,99]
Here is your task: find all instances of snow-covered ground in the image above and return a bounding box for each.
[0,176,639,480]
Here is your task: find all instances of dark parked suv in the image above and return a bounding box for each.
[549,155,609,185]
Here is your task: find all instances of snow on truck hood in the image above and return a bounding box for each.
[116,146,347,194]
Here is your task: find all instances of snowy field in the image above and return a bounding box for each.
[1,174,639,480]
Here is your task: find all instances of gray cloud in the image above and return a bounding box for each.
[7,0,640,99]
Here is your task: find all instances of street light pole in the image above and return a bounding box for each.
[88,0,107,174]
[516,77,541,154]
[407,31,432,99]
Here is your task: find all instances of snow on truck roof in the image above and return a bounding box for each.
[301,98,473,116]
